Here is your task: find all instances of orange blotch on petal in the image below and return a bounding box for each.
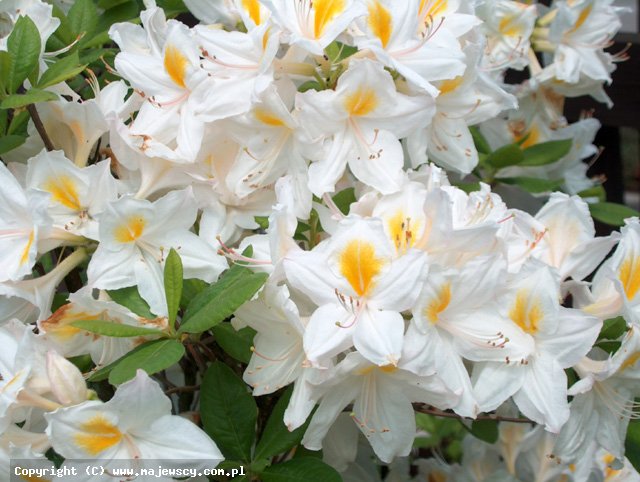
[619,255,640,301]
[426,282,451,324]
[368,1,392,48]
[339,239,384,297]
[164,45,189,88]
[314,0,346,38]
[20,230,35,267]
[74,415,122,455]
[344,88,379,117]
[509,289,543,335]
[44,175,82,211]
[114,216,146,243]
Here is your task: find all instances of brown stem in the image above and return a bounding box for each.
[196,341,217,361]
[165,384,200,396]
[186,343,208,373]
[413,404,533,424]
[155,370,177,390]
[26,103,54,151]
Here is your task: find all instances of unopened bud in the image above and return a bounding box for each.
[46,351,88,406]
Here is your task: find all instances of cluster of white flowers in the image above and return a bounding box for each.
[1,0,639,480]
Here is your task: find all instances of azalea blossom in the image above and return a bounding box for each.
[284,216,428,367]
[46,370,223,467]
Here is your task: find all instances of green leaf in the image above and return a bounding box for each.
[497,176,563,194]
[414,413,465,449]
[332,187,356,215]
[0,109,7,134]
[324,41,357,62]
[520,139,572,167]
[87,358,119,382]
[7,110,29,135]
[212,322,256,364]
[37,52,86,89]
[200,361,257,462]
[298,80,323,92]
[164,248,183,329]
[47,5,75,51]
[156,0,189,17]
[6,16,41,93]
[108,339,185,385]
[255,387,312,461]
[0,51,11,94]
[484,143,524,169]
[577,185,607,202]
[589,202,640,227]
[67,0,98,43]
[254,216,269,230]
[596,340,621,354]
[70,320,165,338]
[454,182,481,194]
[68,354,93,373]
[626,420,640,471]
[179,265,268,334]
[470,419,499,444]
[599,316,627,341]
[469,126,491,155]
[93,2,142,47]
[98,0,130,9]
[180,278,207,310]
[0,134,25,154]
[78,47,116,65]
[261,457,341,482]
[0,89,58,109]
[107,286,156,318]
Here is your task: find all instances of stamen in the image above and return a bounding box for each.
[441,99,482,120]
[216,236,273,266]
[148,91,189,108]
[250,345,297,362]
[322,193,346,219]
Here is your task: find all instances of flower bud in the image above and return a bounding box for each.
[46,351,88,406]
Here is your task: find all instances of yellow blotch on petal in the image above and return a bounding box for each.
[314,0,346,38]
[19,230,34,267]
[499,14,524,36]
[438,76,464,96]
[420,0,448,20]
[74,415,122,455]
[44,175,82,211]
[41,305,100,341]
[426,282,451,324]
[509,289,543,335]
[619,255,640,301]
[164,45,189,89]
[379,364,398,374]
[368,1,392,48]
[515,124,540,149]
[603,453,621,480]
[344,88,378,117]
[242,0,261,25]
[567,5,593,34]
[356,364,398,376]
[339,239,384,297]
[254,107,285,127]
[619,351,640,373]
[356,365,375,376]
[114,216,146,244]
[388,211,419,253]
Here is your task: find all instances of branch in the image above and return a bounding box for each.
[413,404,533,424]
[165,384,200,396]
[26,103,54,151]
